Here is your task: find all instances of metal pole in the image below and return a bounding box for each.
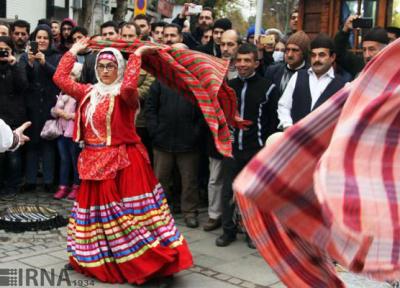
[255,0,264,36]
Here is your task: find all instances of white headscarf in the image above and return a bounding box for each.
[85,48,126,138]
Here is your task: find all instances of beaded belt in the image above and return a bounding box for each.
[85,143,106,148]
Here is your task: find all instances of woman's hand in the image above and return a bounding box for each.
[134,45,163,57]
[70,38,89,56]
[35,52,46,65]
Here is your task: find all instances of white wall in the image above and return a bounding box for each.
[7,0,47,27]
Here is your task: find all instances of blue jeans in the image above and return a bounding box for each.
[57,136,80,186]
[25,140,56,185]
[0,149,22,194]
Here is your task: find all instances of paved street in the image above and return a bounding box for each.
[0,190,392,288]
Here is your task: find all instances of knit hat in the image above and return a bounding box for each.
[213,18,232,31]
[310,33,335,52]
[287,31,310,55]
[364,27,389,44]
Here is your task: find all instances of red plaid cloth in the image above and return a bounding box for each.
[89,39,236,157]
[233,39,400,287]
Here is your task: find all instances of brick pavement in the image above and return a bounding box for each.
[0,190,393,288]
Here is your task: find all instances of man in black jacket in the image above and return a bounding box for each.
[216,43,279,248]
[145,24,202,228]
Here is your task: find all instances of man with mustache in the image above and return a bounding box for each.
[10,20,30,62]
[264,31,310,98]
[277,34,346,130]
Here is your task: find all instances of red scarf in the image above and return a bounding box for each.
[89,39,237,157]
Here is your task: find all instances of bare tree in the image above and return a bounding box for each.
[78,0,97,29]
[113,0,128,22]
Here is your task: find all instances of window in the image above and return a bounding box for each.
[341,0,378,25]
[0,1,5,18]
[341,0,378,49]
[54,0,66,8]
[387,0,400,27]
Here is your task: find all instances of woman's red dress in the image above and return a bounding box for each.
[53,51,193,284]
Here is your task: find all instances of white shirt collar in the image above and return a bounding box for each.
[307,66,335,79]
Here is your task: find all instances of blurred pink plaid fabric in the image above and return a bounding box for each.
[233,39,400,287]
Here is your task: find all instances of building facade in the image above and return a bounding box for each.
[0,0,71,26]
[299,0,400,39]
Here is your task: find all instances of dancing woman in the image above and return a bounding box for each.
[53,39,192,286]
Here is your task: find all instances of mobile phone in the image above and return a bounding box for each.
[0,50,9,58]
[30,41,38,54]
[260,35,275,45]
[188,5,202,15]
[352,18,373,29]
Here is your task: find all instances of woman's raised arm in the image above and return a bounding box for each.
[53,40,90,102]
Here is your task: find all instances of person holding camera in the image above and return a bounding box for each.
[19,24,61,192]
[172,3,215,49]
[0,36,29,200]
[334,15,389,79]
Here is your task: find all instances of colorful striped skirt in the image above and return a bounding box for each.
[67,145,193,284]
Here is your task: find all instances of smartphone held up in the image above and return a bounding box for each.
[30,41,38,54]
[188,5,202,15]
[352,18,373,29]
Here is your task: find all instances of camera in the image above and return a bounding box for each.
[30,41,38,54]
[352,18,373,29]
[0,50,9,58]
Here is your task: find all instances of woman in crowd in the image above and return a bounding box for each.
[20,24,61,192]
[53,39,192,286]
[51,63,82,200]
[272,40,286,64]
[0,36,29,200]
